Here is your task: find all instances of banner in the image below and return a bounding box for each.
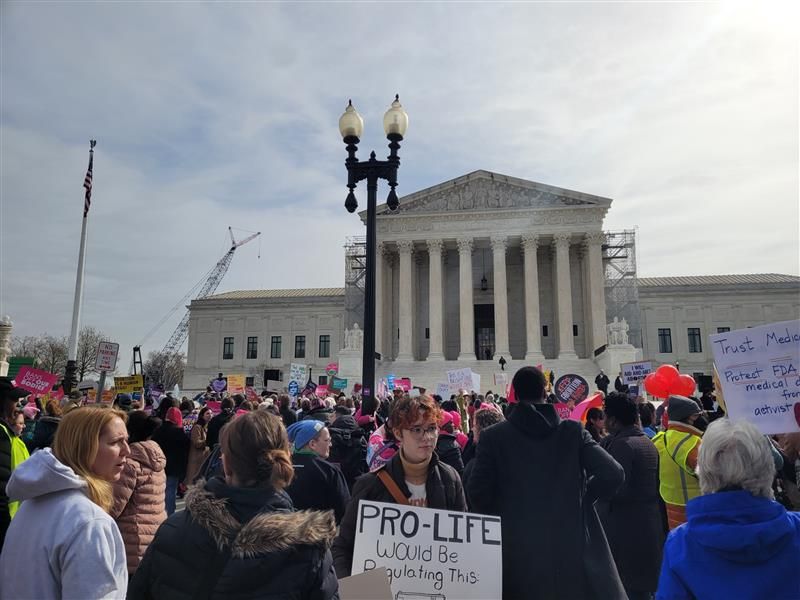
[352,500,502,600]
[621,360,653,385]
[227,374,245,395]
[114,375,144,394]
[95,341,119,372]
[554,374,590,405]
[332,377,348,391]
[710,320,800,434]
[447,368,474,392]
[14,367,59,395]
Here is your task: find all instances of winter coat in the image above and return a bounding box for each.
[435,431,464,474]
[657,490,800,600]
[110,440,167,575]
[185,423,210,485]
[152,421,190,480]
[0,449,127,598]
[599,425,665,593]
[0,420,12,550]
[128,477,338,600]
[280,407,297,427]
[206,409,234,450]
[287,452,351,524]
[28,415,60,452]
[327,415,368,490]
[303,406,334,424]
[467,402,625,600]
[333,451,467,577]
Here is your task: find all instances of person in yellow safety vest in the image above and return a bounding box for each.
[652,395,708,530]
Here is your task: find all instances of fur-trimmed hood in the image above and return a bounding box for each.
[186,479,336,559]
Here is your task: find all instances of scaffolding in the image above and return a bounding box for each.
[344,236,367,331]
[602,230,642,348]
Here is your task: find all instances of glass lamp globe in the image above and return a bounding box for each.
[383,95,408,137]
[339,100,364,140]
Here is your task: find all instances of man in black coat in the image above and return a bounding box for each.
[467,366,625,600]
[0,377,28,554]
[595,370,610,394]
[206,397,235,450]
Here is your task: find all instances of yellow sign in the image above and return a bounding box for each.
[114,375,144,394]
[87,389,116,404]
[227,374,245,394]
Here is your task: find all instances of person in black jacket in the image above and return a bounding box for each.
[333,394,467,578]
[129,410,338,600]
[206,397,235,450]
[595,370,610,394]
[598,392,664,600]
[435,411,464,475]
[462,407,504,510]
[152,407,189,515]
[467,366,626,600]
[286,420,351,524]
[0,378,28,553]
[278,394,297,427]
[28,399,61,452]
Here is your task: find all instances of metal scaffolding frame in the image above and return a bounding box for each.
[344,236,367,331]
[602,229,642,348]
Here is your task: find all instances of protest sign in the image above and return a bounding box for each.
[435,383,452,399]
[87,389,115,404]
[493,373,508,388]
[317,384,330,397]
[289,363,308,385]
[114,375,144,394]
[326,362,339,377]
[352,500,502,600]
[471,372,481,393]
[408,388,421,398]
[621,360,653,385]
[710,320,800,434]
[387,374,396,390]
[266,379,283,392]
[245,386,259,402]
[14,367,59,395]
[95,342,119,372]
[206,400,221,415]
[227,374,245,394]
[394,378,412,392]
[554,374,589,405]
[554,403,571,420]
[446,367,473,391]
[332,377,348,391]
[338,568,392,600]
[288,381,300,396]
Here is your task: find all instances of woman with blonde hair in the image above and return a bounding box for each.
[0,406,130,598]
[129,410,338,599]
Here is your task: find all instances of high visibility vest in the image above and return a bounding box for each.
[653,429,701,506]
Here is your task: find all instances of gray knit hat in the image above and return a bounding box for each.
[667,395,701,422]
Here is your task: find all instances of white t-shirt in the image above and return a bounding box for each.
[406,481,427,507]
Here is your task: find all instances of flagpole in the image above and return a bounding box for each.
[64,140,96,394]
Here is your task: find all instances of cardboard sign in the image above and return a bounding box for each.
[227,374,245,395]
[621,360,653,385]
[447,368,473,391]
[332,377,348,391]
[710,320,800,434]
[326,362,339,377]
[554,374,590,405]
[352,500,502,600]
[114,375,144,394]
[14,367,59,395]
[338,568,392,600]
[95,342,120,372]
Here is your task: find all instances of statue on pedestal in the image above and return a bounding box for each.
[344,323,363,351]
[607,317,630,346]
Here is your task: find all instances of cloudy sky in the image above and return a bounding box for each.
[1,1,797,364]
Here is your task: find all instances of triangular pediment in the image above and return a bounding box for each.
[374,170,612,216]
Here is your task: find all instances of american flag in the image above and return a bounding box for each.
[83,143,95,217]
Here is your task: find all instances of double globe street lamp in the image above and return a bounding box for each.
[339,95,408,402]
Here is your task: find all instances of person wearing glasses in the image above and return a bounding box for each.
[332,394,467,577]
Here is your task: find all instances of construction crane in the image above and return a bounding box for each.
[133,227,261,368]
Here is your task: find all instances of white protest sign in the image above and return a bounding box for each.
[352,500,502,600]
[435,383,452,399]
[471,371,481,393]
[621,360,653,385]
[710,320,800,435]
[95,342,119,372]
[289,363,307,385]
[446,367,473,391]
[493,373,508,388]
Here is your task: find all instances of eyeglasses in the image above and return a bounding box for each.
[405,425,439,439]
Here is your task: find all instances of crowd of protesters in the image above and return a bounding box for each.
[0,366,799,599]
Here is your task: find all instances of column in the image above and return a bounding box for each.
[553,233,577,359]
[457,238,475,361]
[491,236,510,359]
[427,239,445,360]
[375,242,385,360]
[396,240,414,360]
[522,234,544,362]
[583,232,608,354]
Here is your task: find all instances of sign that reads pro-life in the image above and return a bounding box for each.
[352,500,502,600]
[710,320,800,435]
[95,342,119,372]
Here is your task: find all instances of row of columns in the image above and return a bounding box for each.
[375,232,607,361]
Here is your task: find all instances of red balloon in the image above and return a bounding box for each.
[655,364,681,387]
[644,372,669,399]
[675,374,696,397]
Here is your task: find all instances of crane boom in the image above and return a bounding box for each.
[160,228,260,355]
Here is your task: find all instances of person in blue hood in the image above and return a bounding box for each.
[657,418,800,600]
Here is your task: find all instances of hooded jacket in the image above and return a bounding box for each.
[128,477,338,600]
[657,490,800,600]
[152,420,190,479]
[467,402,625,600]
[110,440,167,574]
[0,449,128,599]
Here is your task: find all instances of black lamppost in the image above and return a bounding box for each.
[339,95,408,402]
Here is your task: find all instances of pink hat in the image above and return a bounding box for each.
[439,411,454,427]
[23,405,40,420]
[448,410,462,430]
[165,407,183,428]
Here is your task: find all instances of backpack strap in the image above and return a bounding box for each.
[377,469,410,505]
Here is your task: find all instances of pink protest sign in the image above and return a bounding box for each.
[554,403,571,420]
[245,386,259,402]
[316,384,330,397]
[14,367,59,395]
[394,378,412,392]
[206,400,222,415]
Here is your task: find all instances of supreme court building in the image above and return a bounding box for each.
[183,170,800,392]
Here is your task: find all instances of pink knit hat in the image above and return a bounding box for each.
[165,407,183,428]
